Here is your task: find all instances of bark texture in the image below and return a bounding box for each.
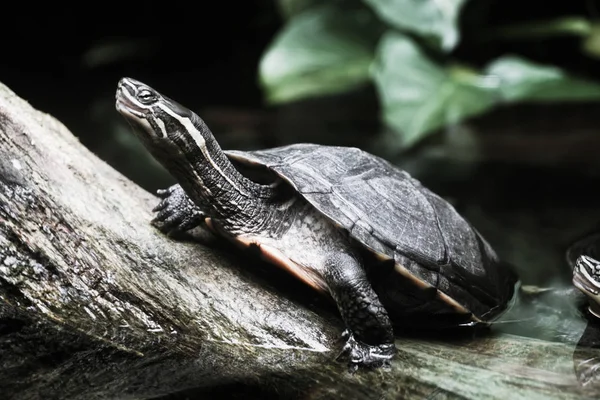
[0,82,598,399]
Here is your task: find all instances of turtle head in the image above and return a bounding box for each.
[115,77,213,157]
[573,255,600,318]
[115,78,262,213]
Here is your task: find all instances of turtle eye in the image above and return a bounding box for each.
[138,89,157,104]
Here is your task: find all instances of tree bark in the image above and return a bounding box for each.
[0,82,598,400]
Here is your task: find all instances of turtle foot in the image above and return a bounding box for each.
[336,332,396,371]
[152,185,204,235]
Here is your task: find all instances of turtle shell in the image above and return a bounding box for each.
[225,144,518,322]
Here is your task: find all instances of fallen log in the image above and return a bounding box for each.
[0,81,597,399]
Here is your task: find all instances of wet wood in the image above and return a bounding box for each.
[0,81,598,399]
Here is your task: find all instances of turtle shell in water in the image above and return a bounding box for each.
[225,144,518,325]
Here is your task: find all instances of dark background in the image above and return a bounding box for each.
[2,1,600,285]
[1,2,284,190]
[2,2,599,185]
[2,2,599,177]
[3,2,600,398]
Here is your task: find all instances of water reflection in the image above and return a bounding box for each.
[574,318,600,388]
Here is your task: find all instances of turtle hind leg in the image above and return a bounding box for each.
[152,184,207,236]
[324,252,396,370]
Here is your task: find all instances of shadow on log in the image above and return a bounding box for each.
[0,82,599,399]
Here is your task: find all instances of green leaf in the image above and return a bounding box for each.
[372,34,600,147]
[487,17,591,40]
[582,23,600,59]
[485,57,600,102]
[362,0,467,51]
[485,17,600,60]
[371,33,497,146]
[259,4,382,104]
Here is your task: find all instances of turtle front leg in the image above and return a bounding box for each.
[152,184,207,235]
[324,253,396,370]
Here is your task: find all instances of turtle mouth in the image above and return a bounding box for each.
[115,84,145,119]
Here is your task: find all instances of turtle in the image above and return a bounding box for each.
[565,235,600,387]
[573,255,600,319]
[115,77,519,369]
[567,234,600,320]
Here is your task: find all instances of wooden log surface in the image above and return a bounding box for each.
[0,81,599,399]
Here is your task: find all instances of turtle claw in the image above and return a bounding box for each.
[335,332,396,371]
[156,186,176,198]
[151,185,205,234]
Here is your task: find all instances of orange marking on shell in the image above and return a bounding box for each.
[236,236,328,293]
[374,252,391,262]
[204,218,217,234]
[393,263,434,290]
[436,291,479,321]
[394,263,478,322]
